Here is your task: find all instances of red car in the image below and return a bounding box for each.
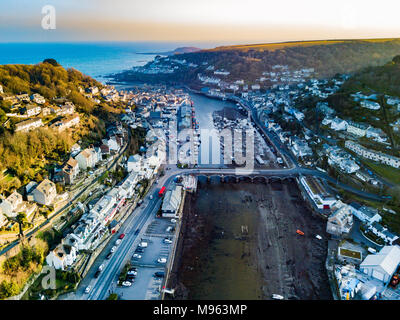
[119,233,125,240]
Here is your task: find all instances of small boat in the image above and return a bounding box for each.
[315,234,322,240]
[272,294,284,300]
[296,229,304,236]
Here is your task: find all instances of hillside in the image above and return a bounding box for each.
[113,38,400,85]
[0,60,121,193]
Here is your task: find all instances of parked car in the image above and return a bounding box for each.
[166,226,174,233]
[85,286,91,294]
[111,246,117,253]
[164,238,172,244]
[134,229,140,235]
[115,239,122,246]
[170,219,177,223]
[122,281,132,287]
[119,233,125,239]
[157,257,167,264]
[127,268,137,276]
[94,270,101,278]
[139,241,148,248]
[154,271,165,278]
[106,252,112,259]
[126,274,135,282]
[135,247,144,253]
[98,264,104,271]
[132,253,142,259]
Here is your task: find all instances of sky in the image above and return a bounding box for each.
[1,0,400,46]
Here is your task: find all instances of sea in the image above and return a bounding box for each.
[0,42,184,83]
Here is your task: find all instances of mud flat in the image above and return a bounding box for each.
[170,178,332,300]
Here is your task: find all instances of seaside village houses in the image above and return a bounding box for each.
[45,131,166,270]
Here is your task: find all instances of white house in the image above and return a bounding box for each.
[349,202,382,225]
[345,140,400,169]
[45,242,77,270]
[330,117,348,131]
[368,222,399,245]
[360,100,380,110]
[360,246,400,283]
[31,179,57,206]
[127,154,143,172]
[346,121,368,137]
[0,191,37,219]
[75,148,99,170]
[326,201,353,235]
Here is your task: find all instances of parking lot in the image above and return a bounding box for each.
[115,217,178,300]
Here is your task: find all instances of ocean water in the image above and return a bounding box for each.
[0,42,181,82]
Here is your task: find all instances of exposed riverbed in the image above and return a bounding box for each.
[170,178,332,300]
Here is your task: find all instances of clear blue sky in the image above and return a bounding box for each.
[1,0,400,44]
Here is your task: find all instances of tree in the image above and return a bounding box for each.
[42,58,60,67]
[392,55,400,65]
[16,212,27,237]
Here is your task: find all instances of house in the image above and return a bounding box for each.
[14,117,43,132]
[338,159,360,174]
[62,158,80,184]
[366,127,388,143]
[345,140,400,169]
[75,148,99,170]
[45,242,77,270]
[349,203,382,225]
[360,100,380,110]
[0,191,37,219]
[31,179,57,206]
[346,121,368,137]
[24,104,42,117]
[291,138,312,158]
[330,117,348,131]
[127,154,142,172]
[161,186,183,218]
[368,222,399,245]
[102,136,120,153]
[51,114,80,132]
[326,201,353,235]
[70,143,81,157]
[30,93,45,104]
[360,246,400,283]
[300,176,337,210]
[0,208,6,227]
